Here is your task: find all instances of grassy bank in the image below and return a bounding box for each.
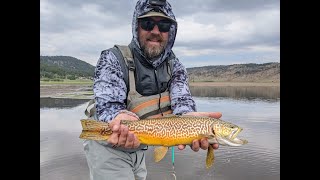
[40,80,279,99]
[189,81,280,87]
[40,79,279,87]
[40,79,93,86]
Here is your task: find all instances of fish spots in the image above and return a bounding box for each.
[154,123,163,131]
[145,124,154,132]
[173,123,181,129]
[99,126,111,135]
[136,125,145,131]
[126,117,223,142]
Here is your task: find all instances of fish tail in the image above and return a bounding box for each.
[79,119,112,141]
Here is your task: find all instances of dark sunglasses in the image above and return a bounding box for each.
[139,18,173,32]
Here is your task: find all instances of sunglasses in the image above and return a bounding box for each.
[139,18,173,32]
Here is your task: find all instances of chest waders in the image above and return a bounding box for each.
[84,45,174,152]
[83,45,175,180]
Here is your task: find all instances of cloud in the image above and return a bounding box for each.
[40,0,280,67]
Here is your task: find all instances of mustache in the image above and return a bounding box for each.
[146,34,163,42]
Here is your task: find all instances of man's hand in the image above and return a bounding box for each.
[107,112,141,149]
[177,112,222,151]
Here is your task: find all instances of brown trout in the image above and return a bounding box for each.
[79,115,248,168]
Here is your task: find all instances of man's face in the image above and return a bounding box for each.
[138,16,170,60]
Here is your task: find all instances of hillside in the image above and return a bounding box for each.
[40,55,279,83]
[187,62,280,83]
[40,56,95,80]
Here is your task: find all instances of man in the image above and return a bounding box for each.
[84,0,221,179]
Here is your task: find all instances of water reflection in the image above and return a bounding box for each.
[190,86,280,100]
[40,97,89,109]
[40,86,280,180]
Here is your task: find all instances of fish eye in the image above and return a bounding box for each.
[230,125,237,129]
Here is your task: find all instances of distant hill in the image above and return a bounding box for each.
[186,62,280,83]
[40,56,95,80]
[40,55,279,83]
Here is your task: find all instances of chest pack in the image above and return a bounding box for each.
[84,45,174,120]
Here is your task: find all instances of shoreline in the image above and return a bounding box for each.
[40,81,279,98]
[189,82,279,87]
[40,84,93,99]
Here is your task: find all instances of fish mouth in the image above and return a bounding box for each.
[230,127,242,140]
[215,127,248,146]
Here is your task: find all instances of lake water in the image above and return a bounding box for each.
[40,86,280,180]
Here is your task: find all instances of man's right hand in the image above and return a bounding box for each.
[107,112,141,149]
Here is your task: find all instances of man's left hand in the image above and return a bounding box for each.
[177,112,222,152]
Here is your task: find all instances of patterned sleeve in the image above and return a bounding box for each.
[93,50,127,122]
[169,58,197,114]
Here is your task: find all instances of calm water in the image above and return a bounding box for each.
[40,86,280,180]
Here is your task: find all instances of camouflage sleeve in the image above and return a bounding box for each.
[169,59,197,114]
[93,50,127,122]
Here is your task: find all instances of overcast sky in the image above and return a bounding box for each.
[40,0,280,68]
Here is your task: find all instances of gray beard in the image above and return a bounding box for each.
[143,45,165,60]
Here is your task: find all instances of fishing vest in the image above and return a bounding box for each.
[85,44,175,119]
[84,45,175,152]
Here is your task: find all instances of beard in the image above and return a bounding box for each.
[140,34,168,60]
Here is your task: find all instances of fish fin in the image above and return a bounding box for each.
[79,119,111,140]
[154,146,169,162]
[79,131,111,141]
[80,119,110,131]
[206,145,214,169]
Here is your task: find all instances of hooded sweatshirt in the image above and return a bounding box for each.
[93,0,196,122]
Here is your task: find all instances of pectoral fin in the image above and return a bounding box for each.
[154,146,169,162]
[206,145,214,169]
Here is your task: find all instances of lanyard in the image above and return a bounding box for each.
[171,146,176,180]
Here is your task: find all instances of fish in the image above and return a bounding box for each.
[79,115,248,168]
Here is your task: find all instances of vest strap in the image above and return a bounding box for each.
[114,45,139,99]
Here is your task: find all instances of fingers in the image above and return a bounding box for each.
[124,133,140,149]
[178,144,186,150]
[117,125,128,147]
[107,130,119,145]
[110,120,120,132]
[178,141,219,152]
[200,138,209,150]
[212,143,219,150]
[132,134,140,148]
[190,138,212,152]
[191,140,200,152]
[207,112,222,119]
[108,112,140,148]
[108,124,141,149]
[124,132,134,148]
